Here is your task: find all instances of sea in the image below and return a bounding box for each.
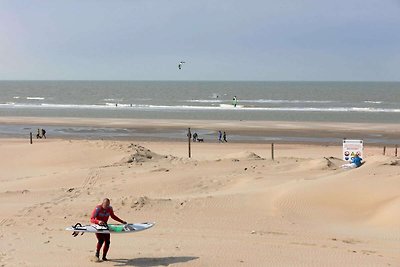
[1,80,400,123]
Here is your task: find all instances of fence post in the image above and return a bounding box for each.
[395,145,398,157]
[383,146,386,155]
[188,128,191,158]
[30,132,33,144]
[271,143,274,160]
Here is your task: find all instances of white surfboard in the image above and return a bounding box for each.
[66,222,155,235]
[219,104,244,109]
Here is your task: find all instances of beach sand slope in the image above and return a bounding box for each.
[0,140,399,266]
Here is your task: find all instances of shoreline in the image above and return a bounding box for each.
[0,116,400,145]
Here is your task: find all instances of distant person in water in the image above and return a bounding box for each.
[218,131,222,142]
[341,154,363,169]
[232,96,238,107]
[223,131,227,142]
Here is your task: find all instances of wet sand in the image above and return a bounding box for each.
[1,116,400,144]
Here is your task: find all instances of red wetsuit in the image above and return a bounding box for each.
[90,205,125,259]
[90,205,124,225]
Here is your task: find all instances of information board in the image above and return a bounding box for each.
[343,139,364,162]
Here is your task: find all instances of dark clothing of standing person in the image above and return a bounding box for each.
[42,129,46,139]
[223,131,227,142]
[218,131,222,142]
[193,133,198,142]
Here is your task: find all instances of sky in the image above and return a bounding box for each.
[0,0,399,81]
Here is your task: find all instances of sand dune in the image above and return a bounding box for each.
[274,155,400,223]
[0,139,399,266]
[219,151,264,161]
[119,144,174,164]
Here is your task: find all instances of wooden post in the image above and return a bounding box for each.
[188,128,191,158]
[395,145,398,157]
[383,146,386,155]
[271,143,274,160]
[30,132,33,144]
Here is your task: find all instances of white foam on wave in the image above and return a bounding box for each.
[103,98,124,102]
[239,99,335,104]
[105,103,132,107]
[13,96,20,99]
[26,97,45,100]
[185,99,335,104]
[185,99,222,103]
[105,102,118,106]
[41,103,106,109]
[1,102,400,113]
[364,101,383,104]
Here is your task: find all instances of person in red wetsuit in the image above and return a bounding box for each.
[90,198,126,261]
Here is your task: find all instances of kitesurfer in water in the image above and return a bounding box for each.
[90,198,127,261]
[232,96,238,107]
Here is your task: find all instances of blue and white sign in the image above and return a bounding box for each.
[343,139,364,162]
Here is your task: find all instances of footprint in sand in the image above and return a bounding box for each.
[361,250,377,255]
[90,256,101,263]
[330,238,363,245]
[342,238,362,244]
[290,242,317,247]
[251,230,288,236]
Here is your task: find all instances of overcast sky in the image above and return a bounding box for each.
[1,0,399,81]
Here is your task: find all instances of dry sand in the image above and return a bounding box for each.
[0,138,399,266]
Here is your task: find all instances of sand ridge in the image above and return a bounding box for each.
[0,139,399,266]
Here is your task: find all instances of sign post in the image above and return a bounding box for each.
[343,139,363,162]
[271,143,274,160]
[188,128,191,158]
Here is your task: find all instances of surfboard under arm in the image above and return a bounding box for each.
[65,222,155,235]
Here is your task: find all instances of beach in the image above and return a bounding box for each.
[1,116,400,144]
[1,127,399,266]
[2,1,400,266]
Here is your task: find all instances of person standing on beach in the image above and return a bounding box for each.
[223,131,227,142]
[90,198,127,261]
[218,131,222,142]
[42,129,46,139]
